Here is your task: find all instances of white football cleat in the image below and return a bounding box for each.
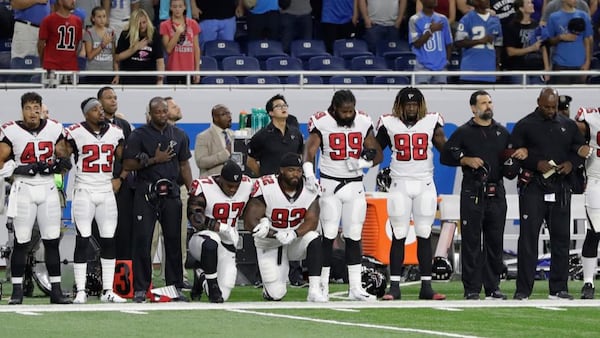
[101,290,127,303]
[73,290,87,304]
[348,287,377,302]
[307,288,328,302]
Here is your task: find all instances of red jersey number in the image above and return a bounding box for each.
[20,141,54,163]
[212,202,246,226]
[329,132,363,160]
[394,133,428,161]
[271,208,306,229]
[81,144,115,173]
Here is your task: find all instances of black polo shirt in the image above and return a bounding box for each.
[440,118,510,183]
[247,121,304,175]
[511,109,585,173]
[108,116,132,178]
[123,122,191,183]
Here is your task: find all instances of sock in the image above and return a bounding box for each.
[582,257,596,286]
[347,264,362,290]
[73,263,87,292]
[320,266,330,288]
[101,258,116,291]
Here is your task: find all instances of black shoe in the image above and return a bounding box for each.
[290,280,308,288]
[548,291,573,300]
[133,290,146,303]
[485,290,507,300]
[173,289,189,302]
[513,292,529,300]
[8,284,23,305]
[181,280,193,291]
[419,282,446,300]
[382,282,401,301]
[581,283,595,299]
[206,279,224,303]
[50,284,72,304]
[465,293,480,300]
[191,269,205,301]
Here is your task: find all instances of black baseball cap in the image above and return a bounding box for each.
[279,152,302,168]
[221,160,242,183]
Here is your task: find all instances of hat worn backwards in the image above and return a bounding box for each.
[221,160,242,183]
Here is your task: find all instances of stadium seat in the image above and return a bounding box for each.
[290,39,330,69]
[247,40,287,69]
[350,55,388,71]
[590,57,600,70]
[203,39,243,66]
[243,75,281,84]
[333,39,372,67]
[286,75,323,85]
[10,54,40,82]
[372,75,410,85]
[377,39,411,68]
[201,76,240,84]
[0,51,10,82]
[447,52,461,71]
[393,52,417,71]
[221,55,260,71]
[328,75,367,85]
[308,55,346,70]
[265,56,303,71]
[199,55,218,71]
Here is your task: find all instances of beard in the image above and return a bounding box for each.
[477,109,493,121]
[334,113,355,127]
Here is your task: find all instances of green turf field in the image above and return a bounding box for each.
[1,278,599,338]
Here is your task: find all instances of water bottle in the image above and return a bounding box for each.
[251,108,260,134]
[238,110,247,130]
[260,108,271,128]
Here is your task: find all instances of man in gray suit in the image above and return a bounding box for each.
[195,104,234,176]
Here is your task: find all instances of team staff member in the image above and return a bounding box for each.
[246,94,304,177]
[194,104,235,176]
[441,90,526,300]
[123,96,193,303]
[510,87,590,300]
[98,86,135,260]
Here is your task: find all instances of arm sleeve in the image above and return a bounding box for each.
[439,128,463,166]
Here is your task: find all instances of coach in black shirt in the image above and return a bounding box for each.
[123,97,193,302]
[510,87,590,300]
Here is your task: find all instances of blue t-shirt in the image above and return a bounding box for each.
[322,0,353,24]
[250,0,279,15]
[13,0,54,25]
[455,11,503,82]
[409,11,453,71]
[544,9,593,67]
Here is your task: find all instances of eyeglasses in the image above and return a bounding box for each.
[273,104,288,110]
[215,111,231,116]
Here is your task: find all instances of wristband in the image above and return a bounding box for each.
[302,162,315,176]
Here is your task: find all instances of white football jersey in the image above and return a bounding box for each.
[250,174,319,231]
[576,106,600,179]
[376,112,444,180]
[307,110,375,178]
[190,175,253,228]
[0,119,64,184]
[66,122,124,191]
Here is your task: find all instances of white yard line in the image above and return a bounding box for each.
[120,310,148,314]
[15,311,41,316]
[228,308,480,338]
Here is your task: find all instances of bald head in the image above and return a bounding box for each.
[211,104,232,129]
[537,87,559,120]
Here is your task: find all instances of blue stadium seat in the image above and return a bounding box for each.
[10,54,40,82]
[350,55,388,71]
[0,51,10,82]
[308,55,346,70]
[393,52,417,71]
[243,75,281,84]
[247,40,287,69]
[201,76,240,84]
[333,39,372,67]
[377,39,411,68]
[203,40,243,66]
[328,75,367,85]
[590,57,600,70]
[448,52,461,71]
[286,75,323,85]
[290,39,330,68]
[199,55,218,71]
[221,55,260,71]
[0,39,11,52]
[265,56,303,71]
[372,75,410,85]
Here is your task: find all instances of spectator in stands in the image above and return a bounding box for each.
[84,6,119,85]
[321,0,358,53]
[280,0,314,54]
[158,0,192,22]
[543,0,593,84]
[357,0,405,53]
[416,0,456,26]
[540,0,592,25]
[191,0,237,49]
[409,0,453,84]
[11,0,52,64]
[503,0,548,84]
[456,0,474,15]
[38,0,83,72]
[491,0,516,26]
[454,0,503,84]
[160,0,201,84]
[238,0,281,41]
[76,0,98,27]
[102,0,141,38]
[116,8,165,85]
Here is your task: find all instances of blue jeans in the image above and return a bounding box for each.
[361,24,400,53]
[199,17,237,49]
[280,13,313,53]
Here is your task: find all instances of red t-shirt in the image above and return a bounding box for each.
[160,18,200,71]
[39,13,83,71]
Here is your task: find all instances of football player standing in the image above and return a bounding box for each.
[187,160,253,303]
[0,92,72,304]
[303,90,383,301]
[64,97,128,304]
[375,87,447,300]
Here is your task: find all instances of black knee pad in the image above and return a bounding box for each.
[306,237,322,276]
[321,237,334,267]
[42,238,61,277]
[10,241,30,278]
[344,238,362,265]
[582,229,600,258]
[200,237,218,274]
[74,235,90,263]
[389,237,406,276]
[417,237,433,276]
[99,237,116,259]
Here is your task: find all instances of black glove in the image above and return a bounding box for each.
[51,157,72,173]
[37,161,52,175]
[204,217,220,232]
[361,148,377,161]
[13,163,38,176]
